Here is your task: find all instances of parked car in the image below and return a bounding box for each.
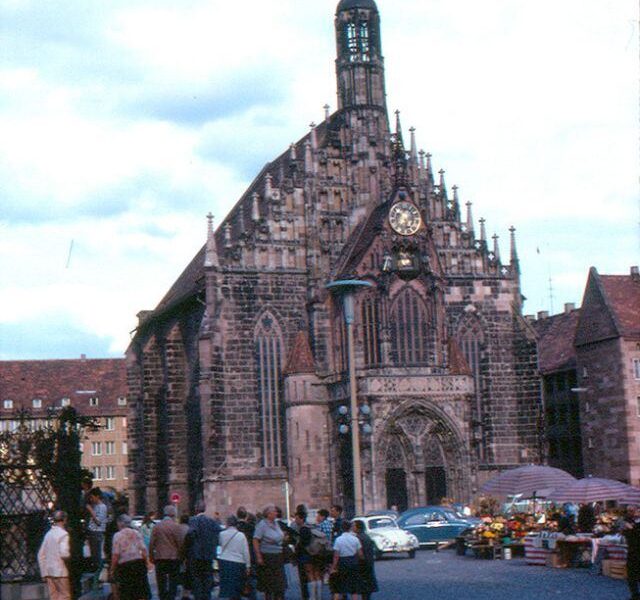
[397,506,475,546]
[365,509,400,519]
[353,515,419,559]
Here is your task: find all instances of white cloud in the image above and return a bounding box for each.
[0,0,637,358]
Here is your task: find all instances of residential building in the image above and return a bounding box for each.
[0,357,129,493]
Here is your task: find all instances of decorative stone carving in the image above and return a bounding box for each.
[361,375,474,396]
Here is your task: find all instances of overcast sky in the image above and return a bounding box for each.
[0,0,638,360]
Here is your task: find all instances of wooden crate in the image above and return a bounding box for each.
[546,552,568,568]
[603,559,627,580]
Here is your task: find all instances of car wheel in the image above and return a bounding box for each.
[408,550,416,559]
[374,549,383,561]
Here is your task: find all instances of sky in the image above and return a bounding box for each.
[0,0,638,360]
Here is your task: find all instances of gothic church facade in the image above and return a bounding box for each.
[127,0,541,515]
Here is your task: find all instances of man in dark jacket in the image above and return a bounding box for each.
[624,507,640,600]
[186,502,222,600]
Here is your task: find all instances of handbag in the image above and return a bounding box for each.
[241,580,252,597]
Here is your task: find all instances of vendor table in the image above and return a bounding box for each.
[555,538,592,568]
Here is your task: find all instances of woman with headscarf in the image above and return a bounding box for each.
[252,505,287,600]
[353,520,378,600]
[110,514,151,600]
[218,516,251,600]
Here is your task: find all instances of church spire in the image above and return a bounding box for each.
[335,0,386,112]
[204,213,219,269]
[464,201,472,230]
[510,226,520,273]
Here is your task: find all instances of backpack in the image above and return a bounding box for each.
[306,527,332,556]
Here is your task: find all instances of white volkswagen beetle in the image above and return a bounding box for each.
[353,515,419,559]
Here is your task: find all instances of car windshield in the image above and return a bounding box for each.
[368,517,398,529]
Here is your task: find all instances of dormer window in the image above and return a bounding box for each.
[117,396,127,406]
[32,398,42,408]
[61,398,71,407]
[3,399,13,410]
[89,397,99,407]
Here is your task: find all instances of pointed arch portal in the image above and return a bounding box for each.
[376,403,470,508]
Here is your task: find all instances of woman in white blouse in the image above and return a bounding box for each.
[330,520,363,600]
[218,515,251,600]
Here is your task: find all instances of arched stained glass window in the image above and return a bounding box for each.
[361,295,380,367]
[255,313,285,468]
[390,287,432,365]
[457,316,485,397]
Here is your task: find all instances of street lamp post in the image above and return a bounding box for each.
[327,278,373,515]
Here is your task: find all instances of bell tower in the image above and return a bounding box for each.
[335,0,387,112]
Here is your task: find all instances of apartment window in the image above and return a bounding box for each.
[89,397,99,407]
[633,358,640,380]
[91,442,102,456]
[588,438,594,449]
[122,417,127,428]
[105,417,115,431]
[123,467,128,480]
[32,398,42,408]
[117,396,127,406]
[105,466,115,480]
[61,398,71,407]
[122,441,128,455]
[3,399,13,409]
[92,466,102,480]
[105,441,115,455]
[79,442,84,453]
[637,397,640,418]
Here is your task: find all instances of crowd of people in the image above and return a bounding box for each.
[37,489,379,600]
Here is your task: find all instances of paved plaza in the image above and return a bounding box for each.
[134,549,629,600]
[360,549,628,600]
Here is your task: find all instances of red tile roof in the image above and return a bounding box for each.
[0,358,127,417]
[599,274,640,339]
[532,309,580,374]
[284,331,316,375]
[448,338,472,376]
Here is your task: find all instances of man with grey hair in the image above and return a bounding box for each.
[38,511,71,600]
[185,501,221,600]
[150,505,186,600]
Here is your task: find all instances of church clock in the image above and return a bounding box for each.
[389,201,422,236]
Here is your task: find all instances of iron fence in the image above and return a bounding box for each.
[0,464,54,583]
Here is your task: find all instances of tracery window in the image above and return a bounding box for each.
[361,295,381,367]
[390,287,432,365]
[345,21,370,62]
[457,316,484,397]
[255,313,285,468]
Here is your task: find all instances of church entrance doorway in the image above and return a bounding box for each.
[385,468,408,512]
[425,466,447,505]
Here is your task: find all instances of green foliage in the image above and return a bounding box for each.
[0,407,100,595]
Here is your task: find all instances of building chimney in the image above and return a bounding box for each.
[80,354,86,361]
[631,266,639,281]
[524,315,535,322]
[537,311,549,320]
[564,303,575,314]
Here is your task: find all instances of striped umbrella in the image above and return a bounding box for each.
[480,465,576,498]
[548,477,634,503]
[615,484,640,506]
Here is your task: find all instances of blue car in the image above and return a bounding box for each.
[397,506,475,546]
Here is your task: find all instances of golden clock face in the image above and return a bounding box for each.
[389,201,422,236]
